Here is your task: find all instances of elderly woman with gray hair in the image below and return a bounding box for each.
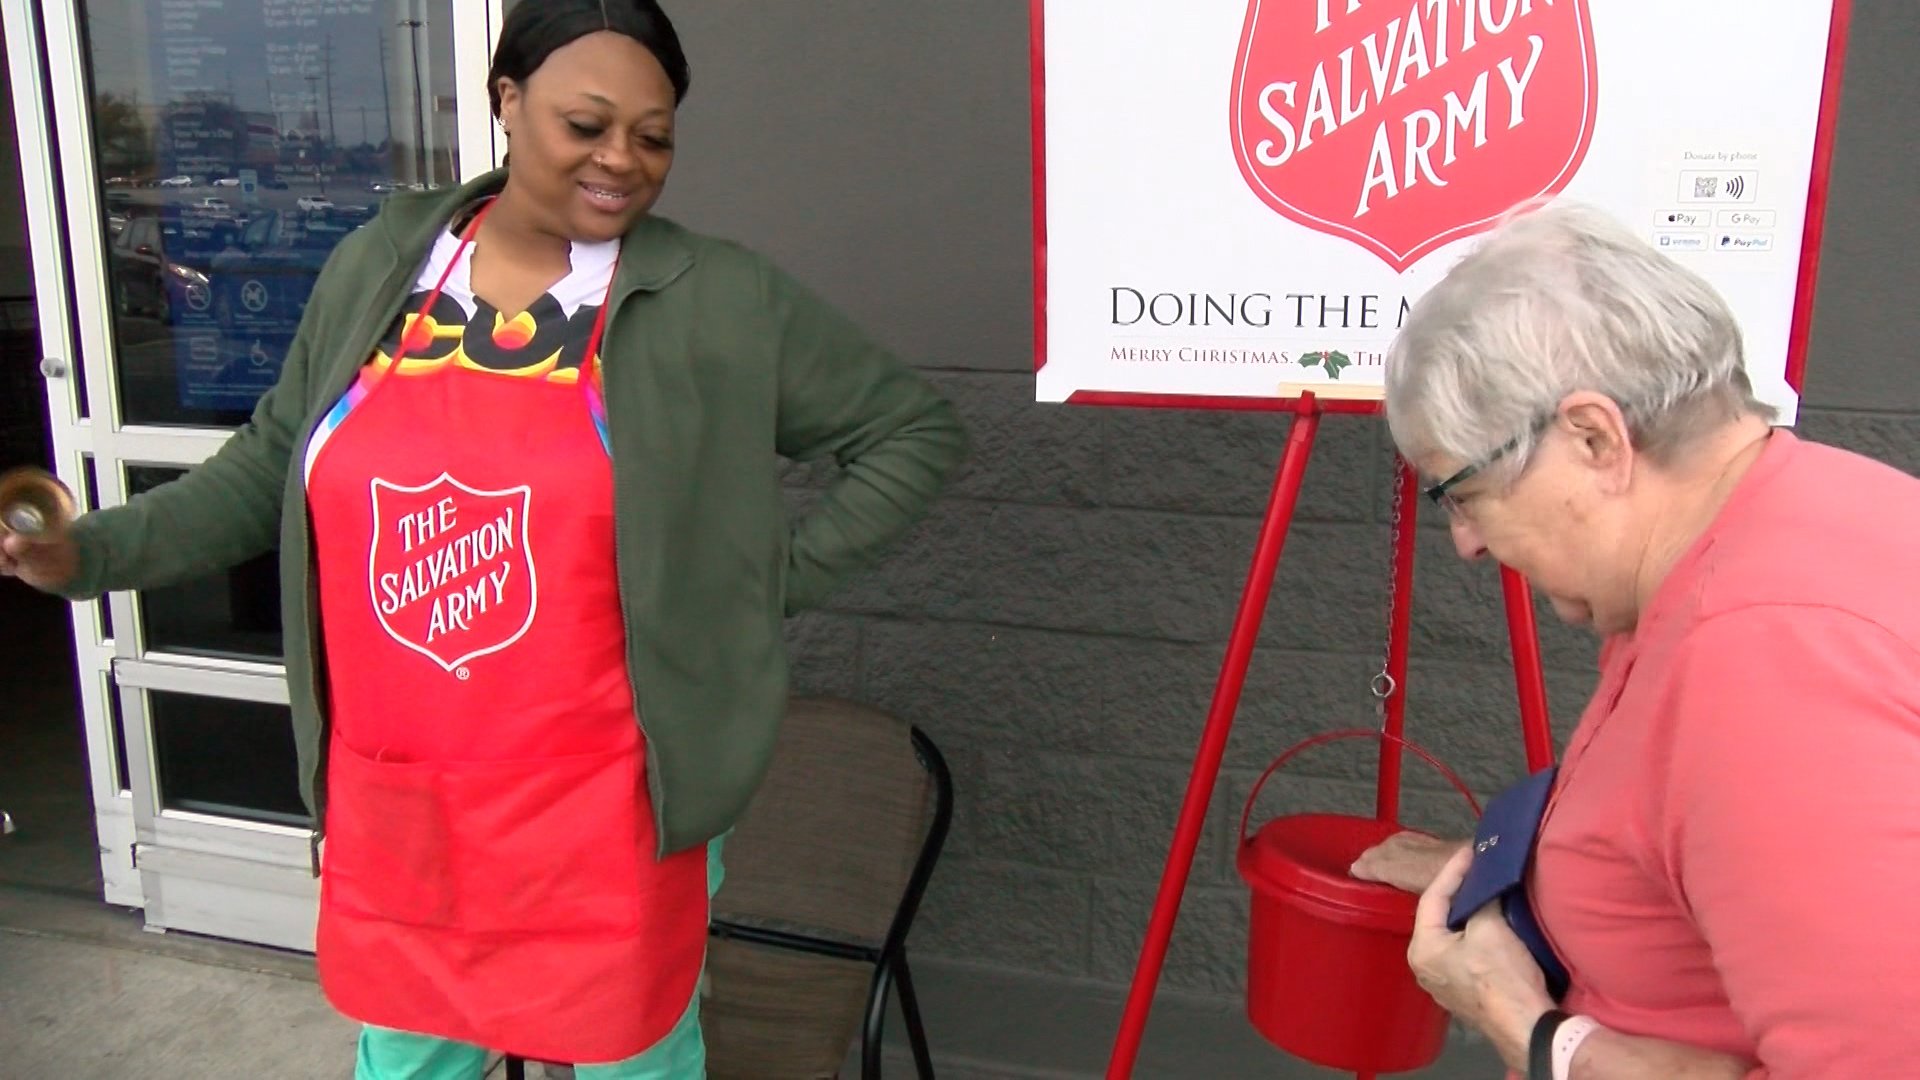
[1349,203,1920,1079]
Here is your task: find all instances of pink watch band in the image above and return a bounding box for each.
[1553,1015,1601,1079]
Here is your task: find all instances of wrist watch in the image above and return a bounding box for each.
[1529,1009,1571,1079]
[1531,1009,1601,1079]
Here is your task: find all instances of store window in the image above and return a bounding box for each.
[86,0,461,428]
[126,464,282,660]
[150,690,306,825]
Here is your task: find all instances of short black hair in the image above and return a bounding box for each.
[487,0,691,117]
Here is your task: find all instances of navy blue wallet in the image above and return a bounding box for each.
[1445,764,1570,1001]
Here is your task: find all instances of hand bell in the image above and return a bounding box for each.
[0,466,77,540]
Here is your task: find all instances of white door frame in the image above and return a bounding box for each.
[3,0,509,948]
[0,0,136,907]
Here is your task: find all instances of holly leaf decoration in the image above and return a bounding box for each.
[1323,350,1352,380]
[1299,351,1324,369]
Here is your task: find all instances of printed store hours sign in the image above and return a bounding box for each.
[1031,0,1849,419]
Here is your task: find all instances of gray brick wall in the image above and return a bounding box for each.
[661,0,1920,1008]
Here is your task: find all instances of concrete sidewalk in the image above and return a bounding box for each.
[0,878,1503,1079]
[0,884,885,1079]
[0,885,367,1078]
[0,886,655,1079]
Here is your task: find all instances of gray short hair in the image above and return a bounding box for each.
[1383,201,1775,479]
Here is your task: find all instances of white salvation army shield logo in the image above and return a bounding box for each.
[367,473,537,673]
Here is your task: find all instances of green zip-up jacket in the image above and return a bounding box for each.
[60,172,966,855]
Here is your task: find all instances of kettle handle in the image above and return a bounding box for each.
[1238,729,1484,847]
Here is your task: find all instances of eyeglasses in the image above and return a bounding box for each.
[1423,413,1555,516]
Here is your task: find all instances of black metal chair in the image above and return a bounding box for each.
[507,695,953,1079]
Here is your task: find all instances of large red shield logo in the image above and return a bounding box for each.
[1231,0,1598,272]
[368,473,537,673]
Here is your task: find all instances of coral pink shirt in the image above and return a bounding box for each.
[1531,430,1920,1077]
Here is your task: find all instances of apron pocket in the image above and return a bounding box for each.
[322,741,458,928]
[441,746,645,936]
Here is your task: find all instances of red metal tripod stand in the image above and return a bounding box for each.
[1104,392,1557,1079]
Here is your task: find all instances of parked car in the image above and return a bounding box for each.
[107,212,210,325]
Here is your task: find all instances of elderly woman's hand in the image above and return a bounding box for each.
[1349,830,1468,893]
[1407,847,1557,1072]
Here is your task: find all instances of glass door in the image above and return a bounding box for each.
[4,0,504,949]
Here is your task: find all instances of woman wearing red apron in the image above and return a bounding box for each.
[304,7,716,1079]
[7,2,964,1075]
[306,191,710,1078]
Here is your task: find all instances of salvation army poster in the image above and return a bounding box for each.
[1031,0,1848,420]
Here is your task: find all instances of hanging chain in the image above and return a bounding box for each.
[1371,457,1406,728]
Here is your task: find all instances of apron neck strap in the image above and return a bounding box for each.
[392,196,623,378]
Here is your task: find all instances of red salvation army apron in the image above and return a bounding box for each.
[305,201,707,1064]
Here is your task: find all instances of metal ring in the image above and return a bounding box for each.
[1371,672,1396,699]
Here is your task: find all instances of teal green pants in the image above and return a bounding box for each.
[354,840,725,1080]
